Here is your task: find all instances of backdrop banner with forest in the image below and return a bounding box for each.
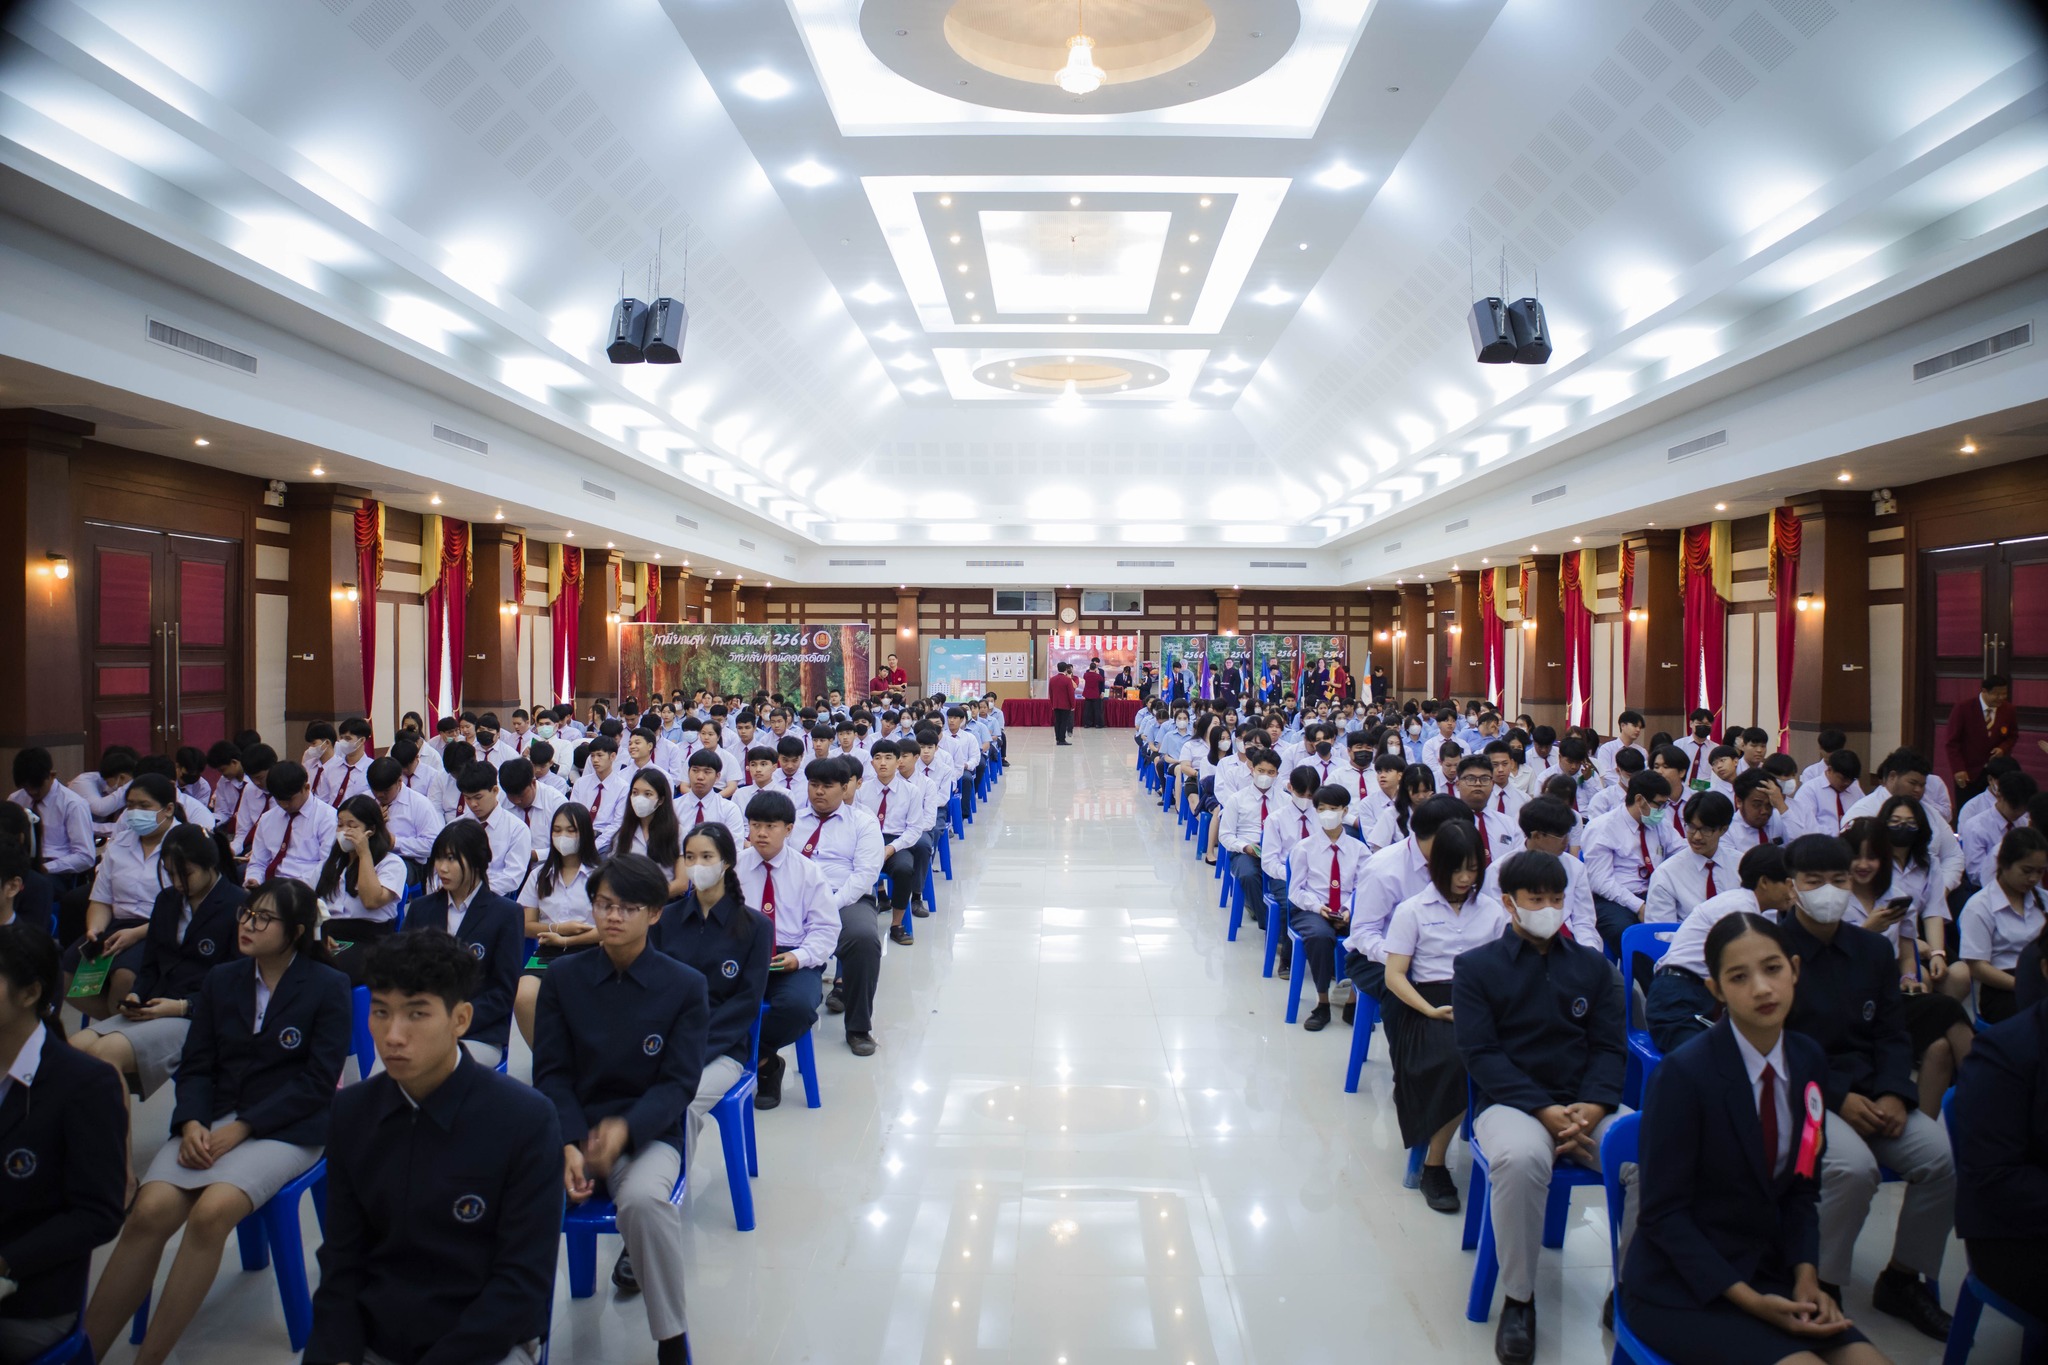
[618,623,874,703]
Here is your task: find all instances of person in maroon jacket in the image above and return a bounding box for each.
[1049,663,1078,746]
[1082,656,1107,729]
[1947,673,2016,803]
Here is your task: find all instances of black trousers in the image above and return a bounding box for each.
[1053,707,1073,743]
[1594,894,1639,959]
[832,895,884,1034]
[883,837,931,911]
[1083,697,1106,728]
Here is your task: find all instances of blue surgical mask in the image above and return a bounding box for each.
[125,808,163,837]
[1641,806,1668,827]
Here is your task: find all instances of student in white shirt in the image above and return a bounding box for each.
[228,745,278,863]
[367,755,443,874]
[1481,740,1528,823]
[861,740,931,933]
[494,756,565,864]
[1958,825,2048,1025]
[470,720,518,771]
[204,741,248,831]
[315,794,411,989]
[316,717,375,807]
[71,745,137,835]
[681,719,739,798]
[1367,764,1441,852]
[298,720,337,788]
[1959,770,2036,894]
[1671,709,1718,790]
[1593,710,1648,782]
[571,736,632,854]
[452,762,536,899]
[1383,820,1506,1213]
[1258,766,1324,933]
[1481,797,1597,946]
[514,801,600,1045]
[1786,748,1863,839]
[1722,768,1791,857]
[1287,784,1373,1031]
[1454,755,1524,865]
[795,757,886,1055]
[242,761,339,890]
[615,769,688,900]
[429,741,476,822]
[1582,770,1683,956]
[737,790,839,1109]
[527,738,571,795]
[676,750,750,849]
[1643,842,1795,1054]
[9,746,96,880]
[1222,750,1283,923]
[1642,792,1743,926]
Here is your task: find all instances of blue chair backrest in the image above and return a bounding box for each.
[1620,924,1675,1028]
[1600,1110,1642,1263]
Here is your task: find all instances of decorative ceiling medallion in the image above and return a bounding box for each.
[861,0,1299,116]
[973,355,1168,394]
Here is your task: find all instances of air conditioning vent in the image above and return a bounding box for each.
[146,318,258,374]
[1383,542,1403,554]
[1531,484,1568,504]
[828,558,888,567]
[784,554,796,565]
[1914,323,2031,381]
[1667,430,1727,461]
[1117,559,1174,568]
[737,538,756,550]
[674,515,698,530]
[581,480,616,501]
[432,424,488,455]
[966,559,1025,568]
[1250,560,1308,569]
[1443,518,1469,533]
[1340,557,1354,570]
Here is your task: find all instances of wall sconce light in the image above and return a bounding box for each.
[1521,619,1537,631]
[1796,593,1822,613]
[46,553,68,580]
[1446,624,1462,635]
[335,583,359,603]
[1626,608,1646,624]
[606,611,621,626]
[1375,630,1389,642]
[501,599,518,617]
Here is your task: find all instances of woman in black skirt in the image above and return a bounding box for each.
[514,800,599,1046]
[1380,820,1503,1213]
[316,795,409,982]
[1623,912,1890,1365]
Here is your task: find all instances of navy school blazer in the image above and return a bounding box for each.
[133,876,246,1007]
[1623,1018,1829,1309]
[399,888,523,1053]
[0,1029,127,1320]
[171,952,351,1148]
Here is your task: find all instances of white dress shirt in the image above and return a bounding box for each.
[1661,889,1769,979]
[1641,844,1744,925]
[87,827,169,920]
[737,844,839,966]
[678,788,751,848]
[10,782,95,874]
[323,851,409,925]
[1594,738,1649,782]
[1581,806,1685,912]
[232,786,275,857]
[209,775,248,831]
[1785,778,1857,839]
[1259,797,1318,881]
[1221,783,1276,855]
[571,768,634,854]
[1722,810,1789,858]
[1287,831,1372,918]
[518,862,594,928]
[502,783,566,866]
[244,796,340,887]
[453,801,536,898]
[1345,837,1433,961]
[1479,850,1598,946]
[1383,885,1510,983]
[1958,882,2048,970]
[317,753,375,807]
[792,803,885,910]
[1842,790,1965,890]
[377,785,446,864]
[857,777,922,848]
[1959,807,2028,890]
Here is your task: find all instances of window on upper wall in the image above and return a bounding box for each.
[993,589,1056,615]
[1080,589,1143,615]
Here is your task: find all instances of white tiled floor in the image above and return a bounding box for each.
[107,729,2009,1362]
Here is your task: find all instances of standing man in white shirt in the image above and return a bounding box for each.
[738,791,840,1108]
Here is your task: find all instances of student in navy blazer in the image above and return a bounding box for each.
[0,924,127,1364]
[73,825,245,1102]
[1952,947,2048,1320]
[1622,911,1890,1365]
[401,819,522,1068]
[85,879,350,1365]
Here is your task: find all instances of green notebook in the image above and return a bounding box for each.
[68,954,114,998]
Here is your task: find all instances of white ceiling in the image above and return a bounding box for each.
[0,0,2043,581]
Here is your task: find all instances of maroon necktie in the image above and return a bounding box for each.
[1327,846,1342,914]
[1298,811,1309,839]
[1477,815,1492,860]
[876,789,889,825]
[1705,863,1717,899]
[1758,1064,1779,1176]
[1688,743,1704,781]
[760,863,777,937]
[590,781,606,825]
[263,810,298,881]
[1496,791,1507,814]
[1636,822,1653,880]
[694,799,707,825]
[802,814,830,857]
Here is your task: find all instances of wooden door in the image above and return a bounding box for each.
[1919,537,2048,785]
[81,521,241,760]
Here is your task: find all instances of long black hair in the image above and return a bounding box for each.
[618,769,681,868]
[1394,763,1438,838]
[246,878,330,963]
[316,795,394,900]
[681,822,750,939]
[0,920,64,1038]
[538,801,598,899]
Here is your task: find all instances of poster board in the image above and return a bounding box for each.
[1296,634,1350,702]
[1251,634,1300,704]
[1205,634,1253,698]
[618,623,872,703]
[984,628,1034,702]
[1154,634,1207,699]
[925,637,988,702]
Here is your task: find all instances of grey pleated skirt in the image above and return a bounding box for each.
[140,1113,322,1209]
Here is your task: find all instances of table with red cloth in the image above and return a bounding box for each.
[1002,697,1141,727]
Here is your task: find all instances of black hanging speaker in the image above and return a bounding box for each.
[1468,297,1516,363]
[1508,297,1552,364]
[641,297,687,364]
[606,297,649,363]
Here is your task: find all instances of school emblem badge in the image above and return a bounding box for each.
[1570,997,1589,1018]
[198,938,216,956]
[470,941,487,960]
[453,1194,487,1223]
[4,1148,35,1179]
[721,960,739,979]
[643,1034,664,1056]
[279,1026,303,1050]
[1861,998,1875,1022]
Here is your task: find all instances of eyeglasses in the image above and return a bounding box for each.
[237,909,281,930]
[590,896,652,919]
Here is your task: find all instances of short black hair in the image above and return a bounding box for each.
[1497,849,1569,898]
[1737,842,1788,889]
[1784,832,1853,876]
[1411,794,1474,842]
[1825,749,1863,782]
[497,758,536,795]
[1704,911,1790,979]
[1517,797,1577,840]
[10,747,53,790]
[455,762,499,796]
[589,852,671,909]
[1682,791,1735,830]
[1313,784,1353,809]
[746,790,797,825]
[363,929,480,1008]
[1626,771,1672,804]
[265,760,310,800]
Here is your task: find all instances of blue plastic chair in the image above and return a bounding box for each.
[563,1168,688,1299]
[1261,875,1288,980]
[350,984,375,1080]
[1942,1091,2048,1363]
[130,1159,328,1351]
[22,1307,90,1365]
[949,791,964,839]
[708,1007,766,1230]
[1463,1086,1604,1322]
[1600,1113,1677,1365]
[935,824,953,880]
[756,1001,822,1110]
[1618,924,1674,1110]
[1344,990,1380,1092]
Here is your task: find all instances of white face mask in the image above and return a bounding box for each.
[552,833,581,856]
[687,861,725,892]
[1780,777,1800,797]
[1797,882,1853,924]
[1514,903,1566,940]
[629,792,660,819]
[1218,738,1233,752]
[335,829,355,852]
[338,737,361,758]
[1252,773,1275,791]
[1317,809,1344,831]
[1290,793,1313,811]
[535,724,556,740]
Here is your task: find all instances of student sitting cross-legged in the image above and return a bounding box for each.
[536,853,709,1365]
[305,930,562,1365]
[1453,849,1627,1365]
[84,880,350,1365]
[1622,912,1892,1365]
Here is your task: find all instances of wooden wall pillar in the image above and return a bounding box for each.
[1446,570,1482,699]
[0,411,85,774]
[658,567,686,621]
[1627,531,1684,735]
[1397,583,1430,697]
[705,578,737,621]
[895,589,921,691]
[1367,591,1395,689]
[738,585,767,623]
[1789,492,1872,761]
[1519,555,1566,727]
[685,572,708,618]
[576,548,619,705]
[1215,588,1240,636]
[463,524,522,715]
[284,484,369,730]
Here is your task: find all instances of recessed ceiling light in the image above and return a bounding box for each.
[429,493,442,506]
[1187,232,1200,243]
[949,233,961,244]
[493,509,504,520]
[1067,314,1078,322]
[970,313,981,322]
[1069,195,1082,206]
[1298,241,1309,250]
[735,68,792,100]
[310,463,325,477]
[1571,536,1581,544]
[1314,163,1369,190]
[1149,372,1158,379]
[1529,544,1539,551]
[1178,263,1191,274]
[964,291,975,299]
[1163,315,1174,323]
[1006,360,1015,367]
[192,437,209,447]
[938,194,952,207]
[1012,384,1020,390]
[1253,285,1295,305]
[1714,502,1728,511]
[850,282,891,305]
[1960,439,1978,454]
[785,159,834,188]
[1170,291,1181,300]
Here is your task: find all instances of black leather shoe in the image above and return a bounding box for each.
[755,1053,785,1110]
[1342,999,1356,1025]
[889,924,914,945]
[656,1333,690,1365]
[1495,1296,1535,1365]
[611,1249,639,1293]
[911,900,932,918]
[848,1031,877,1056]
[1600,1291,1613,1332]
[826,985,846,1015]
[1304,1002,1331,1032]
[1872,1267,1953,1341]
[1419,1163,1461,1214]
[1276,956,1290,980]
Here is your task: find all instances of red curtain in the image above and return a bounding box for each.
[637,564,661,623]
[1617,544,1636,711]
[424,520,469,723]
[552,547,582,706]
[1770,509,1803,752]
[1680,525,1726,726]
[1560,552,1594,727]
[1478,572,1505,709]
[353,502,382,724]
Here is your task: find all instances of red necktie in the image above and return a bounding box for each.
[1358,772,1369,799]
[1637,822,1653,880]
[1705,863,1717,899]
[760,863,777,937]
[591,782,606,824]
[222,781,244,825]
[1758,1063,1778,1176]
[336,764,356,803]
[1327,846,1342,914]
[1833,790,1843,826]
[1259,793,1269,824]
[1496,791,1507,814]
[876,789,889,825]
[1689,743,1704,781]
[1298,811,1309,839]
[263,810,298,881]
[1477,815,1492,860]
[802,814,830,857]
[695,799,707,825]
